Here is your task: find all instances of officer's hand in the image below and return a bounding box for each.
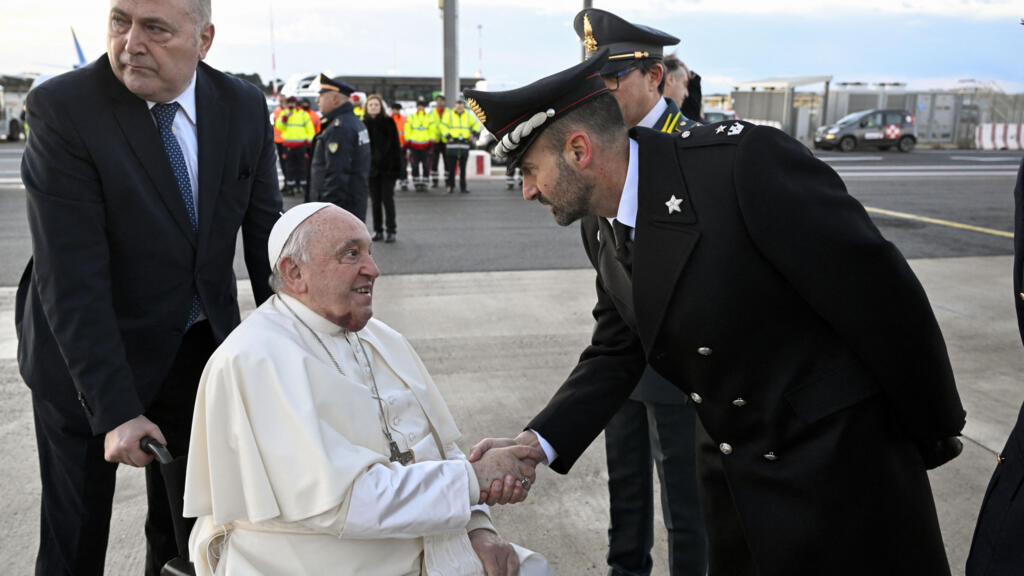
[104,415,165,467]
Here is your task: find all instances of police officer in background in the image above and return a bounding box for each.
[309,74,371,221]
[444,96,483,194]
[573,9,705,576]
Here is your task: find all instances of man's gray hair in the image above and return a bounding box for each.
[268,217,317,293]
[191,0,212,28]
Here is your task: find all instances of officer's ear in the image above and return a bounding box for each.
[564,130,594,170]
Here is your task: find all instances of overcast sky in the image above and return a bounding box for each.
[2,0,1021,95]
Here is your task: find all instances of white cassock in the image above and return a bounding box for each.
[184,293,553,575]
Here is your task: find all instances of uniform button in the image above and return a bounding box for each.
[719,443,733,455]
[763,452,778,461]
[697,347,712,356]
[732,398,747,407]
[1019,292,1024,302]
[392,417,401,426]
[682,131,691,139]
[408,432,416,441]
[690,393,703,404]
[388,397,396,405]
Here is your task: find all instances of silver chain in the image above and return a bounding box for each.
[278,296,403,456]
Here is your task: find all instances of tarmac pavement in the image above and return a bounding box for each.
[1,255,1021,575]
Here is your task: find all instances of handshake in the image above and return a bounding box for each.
[468,430,545,506]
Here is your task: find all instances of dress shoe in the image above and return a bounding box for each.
[372,231,383,241]
[460,188,469,194]
[385,232,396,243]
[446,185,454,194]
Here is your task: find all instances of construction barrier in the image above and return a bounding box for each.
[976,123,1024,150]
[467,150,492,178]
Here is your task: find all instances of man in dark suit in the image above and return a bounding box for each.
[15,0,281,573]
[572,9,704,575]
[966,156,1024,575]
[466,51,965,576]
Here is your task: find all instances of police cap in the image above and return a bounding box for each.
[313,73,356,96]
[574,8,679,75]
[463,49,610,169]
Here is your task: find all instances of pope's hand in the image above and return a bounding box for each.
[470,444,542,506]
[469,528,519,576]
[104,415,165,467]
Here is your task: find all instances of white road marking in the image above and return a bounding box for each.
[950,156,1023,162]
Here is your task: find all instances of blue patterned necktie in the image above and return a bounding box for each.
[152,102,201,329]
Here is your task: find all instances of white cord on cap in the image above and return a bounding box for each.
[494,108,557,160]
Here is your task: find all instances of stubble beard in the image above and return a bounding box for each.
[551,154,594,227]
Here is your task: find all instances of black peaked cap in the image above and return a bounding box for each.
[573,8,680,75]
[464,49,611,170]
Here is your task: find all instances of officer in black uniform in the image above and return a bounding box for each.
[466,50,965,576]
[573,8,705,576]
[309,74,371,221]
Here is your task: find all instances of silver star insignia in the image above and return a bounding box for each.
[715,125,727,135]
[665,195,683,214]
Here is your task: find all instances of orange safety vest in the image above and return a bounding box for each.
[272,105,286,144]
[391,112,407,146]
[306,109,322,134]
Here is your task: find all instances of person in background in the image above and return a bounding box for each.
[275,95,315,196]
[309,74,370,220]
[442,96,482,194]
[302,99,322,134]
[363,93,401,243]
[405,97,434,193]
[391,101,410,191]
[17,0,281,572]
[351,92,365,120]
[574,10,705,575]
[272,97,287,172]
[662,55,689,113]
[430,93,448,189]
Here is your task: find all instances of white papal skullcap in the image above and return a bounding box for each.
[268,202,333,271]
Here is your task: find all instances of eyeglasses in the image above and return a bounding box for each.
[603,66,637,92]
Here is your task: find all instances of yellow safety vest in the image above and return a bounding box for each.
[275,108,314,145]
[405,111,434,147]
[441,109,482,144]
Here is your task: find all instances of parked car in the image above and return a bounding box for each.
[815,108,917,152]
[702,108,739,124]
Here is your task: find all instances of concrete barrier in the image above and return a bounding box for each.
[994,124,1008,150]
[1007,124,1022,151]
[467,150,491,179]
[977,124,995,150]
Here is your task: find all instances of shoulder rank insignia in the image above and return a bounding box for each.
[665,195,683,214]
[333,118,341,128]
[327,142,339,154]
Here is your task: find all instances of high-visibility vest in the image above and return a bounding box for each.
[353,106,365,120]
[272,106,286,144]
[441,109,482,145]
[275,107,314,146]
[391,113,407,146]
[405,110,434,149]
[306,109,322,134]
[430,106,446,143]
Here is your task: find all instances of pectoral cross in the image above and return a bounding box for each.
[389,441,415,465]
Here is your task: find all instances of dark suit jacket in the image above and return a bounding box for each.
[966,156,1024,575]
[529,124,965,575]
[16,55,281,436]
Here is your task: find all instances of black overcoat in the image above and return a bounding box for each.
[529,123,966,575]
[966,156,1024,575]
[16,55,281,436]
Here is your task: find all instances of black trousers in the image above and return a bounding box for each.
[410,147,430,186]
[369,176,397,234]
[281,145,307,186]
[430,142,446,182]
[445,149,469,191]
[398,148,409,184]
[605,397,707,576]
[32,321,216,576]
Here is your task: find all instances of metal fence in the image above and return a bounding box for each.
[730,88,1024,148]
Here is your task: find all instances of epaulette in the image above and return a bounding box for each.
[677,120,755,148]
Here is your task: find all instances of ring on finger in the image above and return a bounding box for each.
[520,477,530,490]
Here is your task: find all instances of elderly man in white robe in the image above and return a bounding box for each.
[183,203,552,575]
